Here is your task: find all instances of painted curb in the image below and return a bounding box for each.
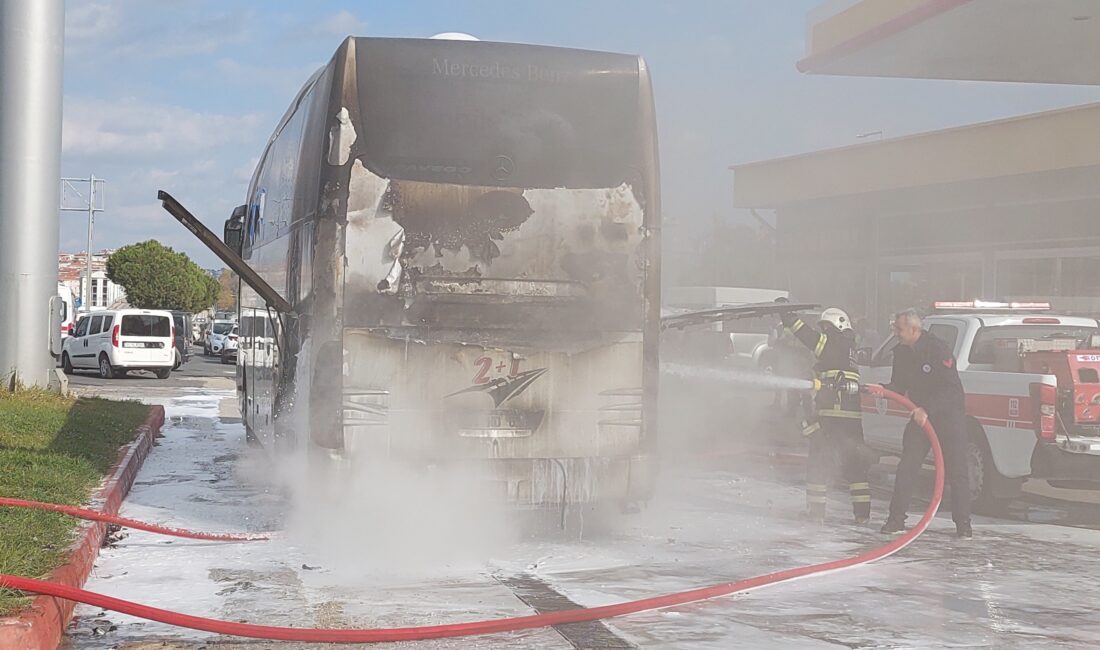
[0,404,166,650]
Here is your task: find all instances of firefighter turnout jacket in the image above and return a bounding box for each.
[780,312,862,422]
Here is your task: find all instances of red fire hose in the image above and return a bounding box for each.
[0,497,268,542]
[0,386,943,644]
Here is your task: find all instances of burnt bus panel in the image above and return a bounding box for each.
[353,37,641,190]
[340,330,649,506]
[240,55,336,447]
[220,37,660,508]
[342,164,647,343]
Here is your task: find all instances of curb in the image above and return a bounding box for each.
[0,404,166,650]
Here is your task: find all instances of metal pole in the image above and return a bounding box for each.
[61,175,105,310]
[0,0,65,389]
[86,175,95,308]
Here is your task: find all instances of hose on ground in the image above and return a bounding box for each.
[0,385,943,644]
[0,497,268,542]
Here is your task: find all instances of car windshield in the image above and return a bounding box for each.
[120,315,171,337]
[213,323,234,335]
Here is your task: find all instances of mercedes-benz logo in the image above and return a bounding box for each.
[492,154,515,181]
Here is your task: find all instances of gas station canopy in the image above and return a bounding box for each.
[799,0,1100,85]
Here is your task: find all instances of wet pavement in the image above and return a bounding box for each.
[58,374,1100,649]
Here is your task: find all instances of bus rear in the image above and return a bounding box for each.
[327,38,661,510]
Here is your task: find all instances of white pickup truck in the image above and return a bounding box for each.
[859,307,1100,508]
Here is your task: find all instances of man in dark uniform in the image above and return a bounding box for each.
[877,308,972,538]
[780,307,872,524]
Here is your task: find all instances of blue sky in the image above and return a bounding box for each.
[59,0,1100,268]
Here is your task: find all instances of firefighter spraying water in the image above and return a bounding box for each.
[777,306,876,524]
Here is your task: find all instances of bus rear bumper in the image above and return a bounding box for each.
[484,454,657,508]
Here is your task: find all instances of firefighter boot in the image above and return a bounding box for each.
[849,482,871,524]
[803,484,827,524]
[880,517,906,534]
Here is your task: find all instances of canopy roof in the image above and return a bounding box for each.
[799,0,1100,85]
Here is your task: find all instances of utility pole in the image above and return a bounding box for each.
[0,0,65,390]
[61,176,107,309]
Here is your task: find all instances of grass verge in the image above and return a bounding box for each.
[0,390,149,615]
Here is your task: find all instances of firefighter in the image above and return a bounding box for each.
[876,308,972,538]
[780,307,872,524]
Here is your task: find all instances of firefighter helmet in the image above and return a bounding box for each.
[819,307,852,332]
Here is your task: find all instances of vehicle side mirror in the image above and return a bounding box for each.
[855,347,873,365]
[224,204,246,253]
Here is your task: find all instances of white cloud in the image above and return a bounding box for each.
[210,58,324,98]
[234,156,261,184]
[65,2,122,44]
[62,96,266,158]
[299,9,369,40]
[58,95,267,266]
[65,1,254,62]
[109,10,255,60]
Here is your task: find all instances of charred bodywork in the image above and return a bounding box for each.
[206,37,660,510]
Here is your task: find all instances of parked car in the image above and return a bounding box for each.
[61,309,175,379]
[221,325,239,365]
[204,319,236,356]
[171,311,193,370]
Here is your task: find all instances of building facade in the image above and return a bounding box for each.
[732,0,1100,329]
[58,250,126,312]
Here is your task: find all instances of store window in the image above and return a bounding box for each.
[1060,257,1100,298]
[996,258,1056,297]
[878,261,981,320]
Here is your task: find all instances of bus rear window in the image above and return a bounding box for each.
[356,39,641,189]
[121,315,171,337]
[969,325,1098,364]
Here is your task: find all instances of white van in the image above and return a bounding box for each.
[61,309,175,379]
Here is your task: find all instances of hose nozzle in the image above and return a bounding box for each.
[836,378,861,396]
[814,376,861,396]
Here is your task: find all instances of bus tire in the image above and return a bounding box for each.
[966,422,1014,513]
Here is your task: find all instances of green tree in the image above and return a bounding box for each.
[216,268,238,310]
[106,240,218,313]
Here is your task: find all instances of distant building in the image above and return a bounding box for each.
[731,1,1100,328]
[58,250,127,311]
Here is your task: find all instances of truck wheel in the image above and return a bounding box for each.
[154,368,171,379]
[62,353,73,375]
[966,427,1012,514]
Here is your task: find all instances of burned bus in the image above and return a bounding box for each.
[166,37,661,513]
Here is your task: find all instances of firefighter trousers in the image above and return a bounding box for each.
[887,410,971,526]
[805,416,872,520]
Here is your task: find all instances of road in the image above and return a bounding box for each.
[56,366,1100,649]
[63,349,236,397]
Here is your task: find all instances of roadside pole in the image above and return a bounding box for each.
[62,175,107,309]
[0,0,65,389]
